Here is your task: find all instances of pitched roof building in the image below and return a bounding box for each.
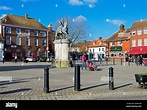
[0,14,54,61]
[105,24,130,61]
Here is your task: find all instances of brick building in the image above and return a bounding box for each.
[106,24,130,61]
[0,14,55,61]
[127,20,147,58]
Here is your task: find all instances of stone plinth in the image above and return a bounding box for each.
[53,39,70,68]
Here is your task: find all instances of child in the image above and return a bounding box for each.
[86,60,95,71]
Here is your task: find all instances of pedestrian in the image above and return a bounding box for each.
[2,55,4,64]
[139,55,143,66]
[15,55,17,63]
[81,53,87,70]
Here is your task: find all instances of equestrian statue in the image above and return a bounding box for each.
[55,18,69,40]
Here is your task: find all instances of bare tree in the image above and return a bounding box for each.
[53,17,91,46]
[67,17,90,46]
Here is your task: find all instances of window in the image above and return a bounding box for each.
[132,30,136,36]
[41,32,46,37]
[118,41,122,45]
[132,40,136,47]
[110,42,114,46]
[144,38,147,46]
[144,27,147,34]
[99,48,101,51]
[16,28,21,34]
[138,39,142,46]
[6,36,11,45]
[42,39,46,46]
[34,30,38,36]
[6,27,11,34]
[35,39,38,46]
[26,29,30,35]
[16,37,21,45]
[26,38,30,46]
[137,28,142,35]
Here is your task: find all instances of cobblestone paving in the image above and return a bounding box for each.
[0,61,147,100]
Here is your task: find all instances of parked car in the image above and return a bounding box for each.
[24,57,34,63]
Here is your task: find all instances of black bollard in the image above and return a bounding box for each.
[113,58,115,65]
[44,67,49,93]
[109,67,114,90]
[121,58,122,65]
[74,64,80,91]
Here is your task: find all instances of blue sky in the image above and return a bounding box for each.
[1,0,147,41]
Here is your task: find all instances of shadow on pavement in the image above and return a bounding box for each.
[0,80,28,86]
[0,64,51,72]
[114,83,133,90]
[80,83,108,91]
[0,88,32,94]
[49,85,74,93]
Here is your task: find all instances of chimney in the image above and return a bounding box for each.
[25,13,28,19]
[120,24,124,32]
[48,24,52,31]
[98,36,102,40]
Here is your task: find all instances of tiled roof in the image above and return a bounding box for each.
[88,39,107,47]
[130,20,147,30]
[106,28,130,42]
[1,14,47,29]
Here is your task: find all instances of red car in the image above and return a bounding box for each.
[143,58,147,66]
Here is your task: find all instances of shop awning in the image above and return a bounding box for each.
[126,46,147,54]
[110,46,122,51]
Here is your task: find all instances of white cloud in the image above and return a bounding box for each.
[106,19,126,26]
[0,6,12,10]
[68,0,98,7]
[69,0,84,6]
[21,0,39,2]
[55,4,58,8]
[73,15,87,22]
[22,4,24,7]
[0,14,7,19]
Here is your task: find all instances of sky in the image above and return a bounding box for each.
[1,0,147,41]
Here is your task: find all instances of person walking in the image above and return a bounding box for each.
[81,53,87,70]
[14,55,17,63]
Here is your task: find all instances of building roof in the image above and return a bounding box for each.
[1,14,47,29]
[72,40,90,52]
[106,28,130,42]
[88,37,107,48]
[130,20,147,30]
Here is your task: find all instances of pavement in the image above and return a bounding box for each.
[0,61,147,108]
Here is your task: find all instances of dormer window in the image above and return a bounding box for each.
[93,42,96,45]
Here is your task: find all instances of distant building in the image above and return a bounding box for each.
[0,14,54,61]
[126,20,147,58]
[88,37,107,60]
[106,24,130,61]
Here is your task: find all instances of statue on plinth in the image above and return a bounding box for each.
[55,18,68,40]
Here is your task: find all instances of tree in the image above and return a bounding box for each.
[54,16,91,47]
